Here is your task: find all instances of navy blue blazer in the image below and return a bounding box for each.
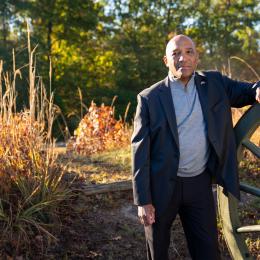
[131,71,258,216]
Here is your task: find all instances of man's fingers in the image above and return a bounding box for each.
[256,93,260,102]
[139,216,144,225]
[138,204,155,226]
[256,88,260,103]
[139,215,148,226]
[147,212,155,225]
[139,214,153,226]
[139,213,155,226]
[146,218,155,225]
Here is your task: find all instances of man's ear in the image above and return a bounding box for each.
[163,55,168,67]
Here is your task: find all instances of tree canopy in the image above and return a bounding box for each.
[0,0,259,138]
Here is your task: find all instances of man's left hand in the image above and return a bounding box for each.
[256,87,260,103]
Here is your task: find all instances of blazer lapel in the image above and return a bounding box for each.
[158,77,179,147]
[158,72,209,148]
[195,71,208,125]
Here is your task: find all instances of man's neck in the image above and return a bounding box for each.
[169,71,195,87]
[180,77,191,87]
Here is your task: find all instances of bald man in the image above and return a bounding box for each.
[131,35,260,260]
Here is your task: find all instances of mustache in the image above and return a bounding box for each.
[177,62,191,66]
[176,64,192,69]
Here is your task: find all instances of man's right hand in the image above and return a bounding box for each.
[138,204,155,226]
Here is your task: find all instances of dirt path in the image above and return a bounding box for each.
[45,149,258,260]
[44,189,234,260]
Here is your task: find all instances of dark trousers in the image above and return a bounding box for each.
[144,170,220,260]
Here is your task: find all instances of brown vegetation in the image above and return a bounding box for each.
[0,30,71,257]
[67,101,131,155]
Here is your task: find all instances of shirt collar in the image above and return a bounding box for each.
[168,71,195,88]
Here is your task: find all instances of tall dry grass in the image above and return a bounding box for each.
[0,25,70,256]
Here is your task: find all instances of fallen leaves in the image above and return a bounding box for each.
[67,101,131,155]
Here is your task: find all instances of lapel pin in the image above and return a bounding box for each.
[252,82,259,89]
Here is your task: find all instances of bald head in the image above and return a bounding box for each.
[163,34,198,85]
[166,35,196,56]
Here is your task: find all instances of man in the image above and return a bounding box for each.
[131,34,260,260]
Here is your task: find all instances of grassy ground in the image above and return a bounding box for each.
[59,146,132,184]
[46,144,260,260]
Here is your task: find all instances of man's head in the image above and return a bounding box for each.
[163,35,198,84]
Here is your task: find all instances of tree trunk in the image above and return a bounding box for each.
[1,2,7,48]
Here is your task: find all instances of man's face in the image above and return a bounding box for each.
[164,36,198,82]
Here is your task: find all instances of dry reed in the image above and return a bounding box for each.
[0,23,70,257]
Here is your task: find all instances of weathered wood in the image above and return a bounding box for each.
[240,182,260,197]
[217,186,252,260]
[217,103,260,260]
[242,140,260,158]
[237,225,260,233]
[82,180,132,196]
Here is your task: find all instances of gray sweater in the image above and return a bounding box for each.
[169,74,210,177]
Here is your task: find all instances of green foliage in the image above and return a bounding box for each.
[0,0,260,138]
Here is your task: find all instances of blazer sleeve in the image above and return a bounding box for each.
[221,74,259,107]
[131,94,152,206]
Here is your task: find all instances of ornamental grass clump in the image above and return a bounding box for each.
[0,26,70,256]
[0,112,68,255]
